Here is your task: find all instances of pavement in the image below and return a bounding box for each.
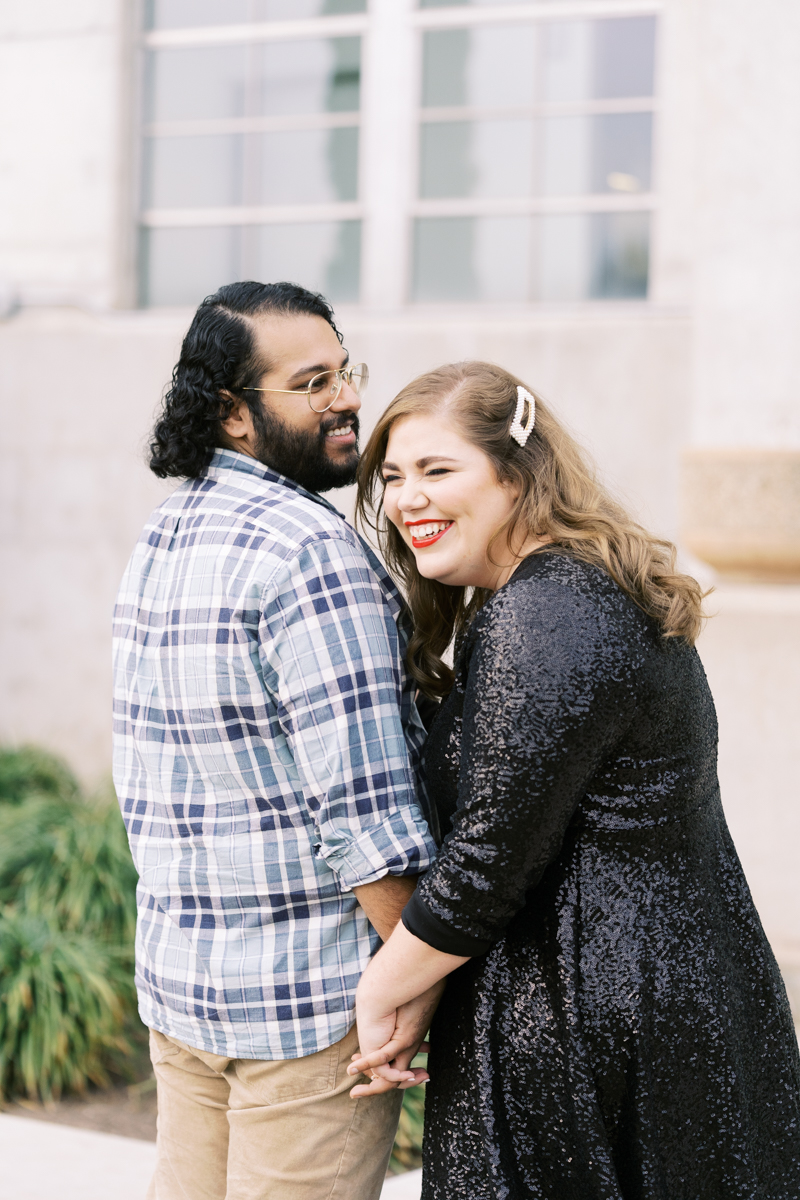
[0,1112,422,1200]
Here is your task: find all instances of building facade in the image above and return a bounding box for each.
[1,0,799,990]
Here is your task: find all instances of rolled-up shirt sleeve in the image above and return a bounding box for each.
[258,535,436,889]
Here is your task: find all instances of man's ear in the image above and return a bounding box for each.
[219,392,251,439]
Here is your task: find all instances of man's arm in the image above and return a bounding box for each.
[258,538,436,892]
[353,875,418,942]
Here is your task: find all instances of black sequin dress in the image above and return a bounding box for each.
[402,553,800,1200]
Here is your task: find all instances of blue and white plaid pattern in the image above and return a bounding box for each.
[113,450,435,1060]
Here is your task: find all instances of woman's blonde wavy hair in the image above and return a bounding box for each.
[356,361,706,699]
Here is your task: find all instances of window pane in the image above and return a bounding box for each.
[539,17,656,102]
[146,46,248,121]
[259,37,360,115]
[539,112,652,195]
[248,220,360,301]
[421,26,537,109]
[140,226,240,306]
[537,212,649,300]
[248,127,358,204]
[141,220,360,306]
[261,0,367,15]
[419,0,548,6]
[594,17,656,99]
[589,211,649,298]
[419,0,629,7]
[419,120,533,198]
[411,212,649,302]
[536,214,592,301]
[147,0,365,27]
[143,135,244,208]
[412,216,531,302]
[147,0,250,28]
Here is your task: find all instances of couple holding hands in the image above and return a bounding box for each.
[113,282,800,1200]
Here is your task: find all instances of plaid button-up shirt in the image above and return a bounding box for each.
[112,450,435,1060]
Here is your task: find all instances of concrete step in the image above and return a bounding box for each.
[0,1113,422,1200]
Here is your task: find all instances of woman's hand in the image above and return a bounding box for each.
[345,920,469,1099]
[348,981,444,1098]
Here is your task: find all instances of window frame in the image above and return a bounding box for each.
[136,0,663,308]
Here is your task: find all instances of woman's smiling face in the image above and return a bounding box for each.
[381,412,525,591]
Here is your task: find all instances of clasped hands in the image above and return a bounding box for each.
[347,980,445,1098]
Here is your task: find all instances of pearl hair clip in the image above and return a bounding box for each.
[509,386,536,448]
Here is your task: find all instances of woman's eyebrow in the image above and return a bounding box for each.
[381,455,460,472]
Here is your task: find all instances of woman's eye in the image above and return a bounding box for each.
[425,468,450,477]
[381,474,401,484]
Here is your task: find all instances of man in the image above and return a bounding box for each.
[112,281,437,1200]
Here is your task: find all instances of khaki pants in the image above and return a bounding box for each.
[147,1025,403,1200]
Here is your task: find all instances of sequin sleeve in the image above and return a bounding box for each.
[403,572,640,955]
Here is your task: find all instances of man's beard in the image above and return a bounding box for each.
[250,405,360,493]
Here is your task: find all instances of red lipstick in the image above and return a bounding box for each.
[405,520,453,549]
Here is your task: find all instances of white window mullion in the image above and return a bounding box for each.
[360,0,417,309]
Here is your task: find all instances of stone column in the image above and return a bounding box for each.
[680,0,800,580]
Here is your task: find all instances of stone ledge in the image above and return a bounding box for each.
[681,449,800,582]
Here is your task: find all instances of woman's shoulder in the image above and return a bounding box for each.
[466,550,654,662]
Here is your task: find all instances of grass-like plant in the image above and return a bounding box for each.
[389,1082,426,1174]
[0,747,141,1101]
[0,744,428,1168]
[0,910,135,1100]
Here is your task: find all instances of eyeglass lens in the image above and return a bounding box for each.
[307,364,369,412]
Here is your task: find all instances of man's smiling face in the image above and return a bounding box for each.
[221,311,361,493]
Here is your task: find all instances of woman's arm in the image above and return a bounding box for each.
[348,923,468,1097]
[349,574,638,1095]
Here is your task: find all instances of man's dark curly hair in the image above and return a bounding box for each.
[149,280,343,479]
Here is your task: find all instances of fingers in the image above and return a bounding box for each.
[349,1065,429,1099]
[349,1073,399,1098]
[398,1066,430,1089]
[348,1044,405,1075]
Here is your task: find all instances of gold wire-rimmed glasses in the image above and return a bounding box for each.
[242,363,369,413]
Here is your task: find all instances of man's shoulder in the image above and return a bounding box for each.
[147,468,350,551]
[141,468,398,604]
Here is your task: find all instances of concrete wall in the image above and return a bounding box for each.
[0,303,691,779]
[0,0,798,984]
[0,0,134,310]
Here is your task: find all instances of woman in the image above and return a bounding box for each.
[347,362,800,1199]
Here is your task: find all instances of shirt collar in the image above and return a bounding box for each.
[204,448,344,518]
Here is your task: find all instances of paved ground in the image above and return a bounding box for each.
[0,1113,422,1200]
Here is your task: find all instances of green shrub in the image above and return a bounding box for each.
[0,744,427,1169]
[0,909,136,1100]
[0,789,138,945]
[0,746,79,806]
[0,748,142,1101]
[389,1082,426,1174]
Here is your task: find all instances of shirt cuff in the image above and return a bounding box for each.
[401,889,492,957]
[318,807,436,892]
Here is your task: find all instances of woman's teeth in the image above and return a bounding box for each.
[412,522,451,538]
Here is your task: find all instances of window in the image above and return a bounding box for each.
[140,1,367,306]
[412,12,655,301]
[138,1,658,307]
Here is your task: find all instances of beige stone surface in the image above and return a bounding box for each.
[697,584,800,967]
[681,449,800,580]
[0,304,691,782]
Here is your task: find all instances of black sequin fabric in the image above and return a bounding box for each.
[409,553,800,1200]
